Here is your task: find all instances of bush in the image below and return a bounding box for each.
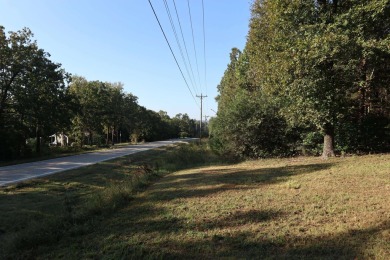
[210,90,293,159]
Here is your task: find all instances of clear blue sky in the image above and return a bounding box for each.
[0,0,252,120]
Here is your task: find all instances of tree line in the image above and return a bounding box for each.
[211,0,390,159]
[0,26,198,160]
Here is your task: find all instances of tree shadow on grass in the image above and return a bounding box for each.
[148,162,334,201]
[95,160,388,258]
[116,216,390,259]
[93,192,390,259]
[195,209,285,232]
[12,158,388,259]
[86,202,289,259]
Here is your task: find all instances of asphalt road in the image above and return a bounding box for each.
[0,139,194,187]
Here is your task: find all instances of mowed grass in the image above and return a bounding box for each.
[1,144,389,259]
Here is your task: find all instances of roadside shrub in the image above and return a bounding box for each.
[210,90,292,159]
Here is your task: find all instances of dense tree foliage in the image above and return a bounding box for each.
[68,77,198,147]
[212,0,390,158]
[0,26,71,159]
[0,27,197,161]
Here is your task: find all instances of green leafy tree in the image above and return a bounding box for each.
[0,26,70,157]
[120,93,139,142]
[173,113,194,138]
[212,47,293,158]
[158,110,177,139]
[15,48,71,153]
[69,76,145,146]
[101,82,125,145]
[246,0,390,158]
[69,76,114,145]
[213,0,389,159]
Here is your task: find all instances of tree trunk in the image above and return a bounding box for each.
[322,124,335,159]
[89,131,93,145]
[106,127,109,145]
[111,127,114,145]
[36,124,41,155]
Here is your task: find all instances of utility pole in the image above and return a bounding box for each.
[196,93,207,141]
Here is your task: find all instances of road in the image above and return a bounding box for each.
[0,139,194,187]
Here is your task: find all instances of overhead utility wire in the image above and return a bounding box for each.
[148,0,199,108]
[163,0,199,96]
[201,0,207,96]
[172,0,200,95]
[187,0,203,94]
[201,0,208,112]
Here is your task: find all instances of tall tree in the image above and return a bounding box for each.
[0,27,70,157]
[14,48,71,153]
[246,0,390,158]
[212,0,389,159]
[212,46,292,158]
[173,113,195,138]
[69,76,109,145]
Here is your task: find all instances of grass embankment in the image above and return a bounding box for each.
[1,143,389,259]
[0,142,221,259]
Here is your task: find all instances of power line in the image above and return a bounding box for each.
[148,0,199,108]
[163,0,199,96]
[201,0,208,118]
[187,0,203,94]
[201,0,207,96]
[172,0,200,95]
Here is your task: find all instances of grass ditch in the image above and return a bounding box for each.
[0,141,223,259]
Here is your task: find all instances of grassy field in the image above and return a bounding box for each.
[0,143,389,259]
